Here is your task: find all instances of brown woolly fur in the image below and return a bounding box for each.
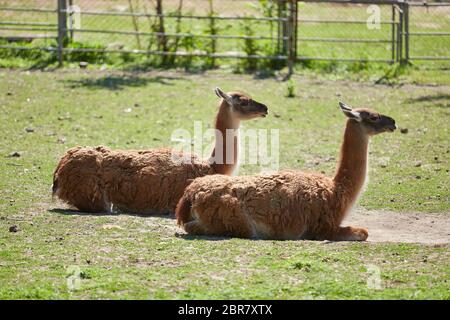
[53,146,213,214]
[176,103,397,241]
[53,88,268,214]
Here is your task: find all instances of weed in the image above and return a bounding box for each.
[286,79,296,97]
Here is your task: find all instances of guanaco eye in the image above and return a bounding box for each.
[369,115,379,122]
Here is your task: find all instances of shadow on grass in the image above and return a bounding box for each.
[65,75,184,90]
[175,233,231,241]
[407,93,450,109]
[28,58,58,70]
[49,208,174,219]
[176,233,339,243]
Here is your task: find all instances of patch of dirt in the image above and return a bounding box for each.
[344,208,450,244]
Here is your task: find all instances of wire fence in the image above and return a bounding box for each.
[0,0,448,70]
[408,1,450,61]
[296,0,398,63]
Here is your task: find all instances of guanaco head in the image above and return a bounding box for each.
[339,102,396,136]
[214,87,268,120]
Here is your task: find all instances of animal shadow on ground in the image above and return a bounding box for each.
[49,208,174,219]
[49,209,358,243]
[407,93,450,109]
[175,233,339,242]
[175,232,233,242]
[65,75,183,91]
[28,58,58,71]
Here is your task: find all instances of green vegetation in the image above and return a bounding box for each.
[1,214,448,299]
[0,70,448,299]
[0,0,448,81]
[286,79,296,97]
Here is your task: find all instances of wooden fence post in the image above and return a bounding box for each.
[279,0,288,55]
[57,0,67,67]
[404,2,410,64]
[396,4,403,64]
[68,0,74,40]
[287,0,297,76]
[391,5,396,63]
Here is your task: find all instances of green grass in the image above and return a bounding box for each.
[1,214,449,299]
[0,1,449,80]
[0,69,448,299]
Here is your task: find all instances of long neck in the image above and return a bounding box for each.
[333,120,369,217]
[209,101,240,175]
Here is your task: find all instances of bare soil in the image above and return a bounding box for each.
[344,208,450,244]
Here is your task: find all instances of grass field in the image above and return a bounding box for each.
[0,69,448,299]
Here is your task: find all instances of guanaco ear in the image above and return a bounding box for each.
[214,87,234,106]
[339,101,361,122]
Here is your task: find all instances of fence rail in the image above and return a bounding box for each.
[0,0,448,70]
[0,7,56,13]
[60,9,289,22]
